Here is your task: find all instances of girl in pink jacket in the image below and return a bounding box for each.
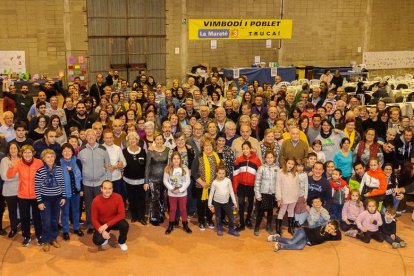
[355,198,384,243]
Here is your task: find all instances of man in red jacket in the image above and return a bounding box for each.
[91,180,129,251]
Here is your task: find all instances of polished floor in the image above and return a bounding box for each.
[0,210,413,276]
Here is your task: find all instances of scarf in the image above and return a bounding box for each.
[22,158,34,166]
[44,165,58,188]
[344,128,355,148]
[320,129,332,139]
[60,156,82,198]
[201,152,220,200]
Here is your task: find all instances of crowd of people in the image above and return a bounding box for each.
[0,69,412,252]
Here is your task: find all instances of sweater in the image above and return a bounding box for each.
[276,171,300,204]
[59,156,82,198]
[254,163,278,199]
[104,144,126,181]
[122,148,146,183]
[341,200,365,222]
[304,225,342,246]
[91,193,125,230]
[7,158,44,199]
[356,210,383,232]
[78,143,110,187]
[330,178,349,205]
[307,207,330,228]
[0,157,19,197]
[34,165,66,204]
[279,139,308,166]
[163,167,191,197]
[333,151,353,178]
[380,214,397,236]
[233,151,261,192]
[208,177,237,206]
[359,169,387,197]
[315,131,345,162]
[307,176,332,209]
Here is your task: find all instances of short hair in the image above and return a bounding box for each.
[36,101,47,109]
[2,111,13,119]
[20,144,35,155]
[200,136,216,151]
[101,180,113,188]
[385,206,396,215]
[333,168,342,175]
[61,143,75,156]
[44,128,56,137]
[40,148,56,160]
[14,121,27,131]
[125,131,140,147]
[242,141,252,149]
[353,161,364,169]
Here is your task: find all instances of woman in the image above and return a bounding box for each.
[343,119,361,151]
[7,145,44,247]
[192,136,220,230]
[47,115,67,145]
[250,114,260,140]
[143,121,156,150]
[111,93,127,115]
[320,69,333,85]
[170,114,182,134]
[353,128,384,167]
[216,133,235,179]
[97,109,112,130]
[273,126,284,167]
[106,103,116,121]
[174,87,187,107]
[126,101,143,118]
[34,149,66,252]
[28,115,48,141]
[382,128,397,165]
[142,91,159,112]
[292,107,302,121]
[333,138,353,182]
[315,119,345,162]
[123,132,147,225]
[260,128,277,162]
[207,121,219,140]
[145,133,170,226]
[148,76,156,91]
[95,96,109,113]
[0,142,20,238]
[276,97,288,115]
[210,90,223,110]
[331,110,344,128]
[126,109,137,125]
[298,116,309,134]
[60,143,83,240]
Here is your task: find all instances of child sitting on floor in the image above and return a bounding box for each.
[380,206,407,249]
[307,196,330,228]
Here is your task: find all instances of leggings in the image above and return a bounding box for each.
[168,196,187,222]
[278,202,296,219]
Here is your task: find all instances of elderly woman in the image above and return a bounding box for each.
[192,136,220,230]
[143,121,155,150]
[123,132,147,225]
[353,128,384,167]
[315,119,345,162]
[7,145,44,247]
[34,149,66,252]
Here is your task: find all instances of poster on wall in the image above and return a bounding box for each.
[188,19,293,40]
[363,51,414,69]
[0,51,26,74]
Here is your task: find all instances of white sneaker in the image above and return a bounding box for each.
[100,239,109,249]
[119,243,128,251]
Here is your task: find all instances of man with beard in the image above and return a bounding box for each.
[89,72,114,104]
[67,102,94,131]
[3,85,34,123]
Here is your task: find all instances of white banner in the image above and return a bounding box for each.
[0,51,26,73]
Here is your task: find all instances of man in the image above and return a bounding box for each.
[394,129,414,168]
[214,107,229,134]
[112,119,127,148]
[349,161,365,191]
[0,111,16,142]
[91,180,129,251]
[362,106,386,140]
[27,91,51,121]
[46,96,67,126]
[231,125,262,161]
[186,122,204,157]
[198,105,212,131]
[85,97,98,122]
[224,99,239,123]
[67,102,94,131]
[33,128,61,160]
[109,70,120,88]
[240,103,252,117]
[89,72,113,104]
[78,129,110,233]
[92,122,104,144]
[159,89,179,116]
[307,114,322,144]
[237,76,248,94]
[272,75,282,95]
[33,79,64,101]
[10,121,33,148]
[117,79,131,102]
[225,121,239,147]
[74,76,87,94]
[258,107,278,140]
[102,130,127,202]
[192,88,206,112]
[206,76,221,96]
[279,127,308,166]
[28,101,49,132]
[154,83,165,105]
[307,162,332,209]
[162,120,175,150]
[184,98,200,120]
[4,85,34,123]
[309,86,323,108]
[3,84,16,113]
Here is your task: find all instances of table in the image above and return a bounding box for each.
[0,79,60,97]
[222,66,296,85]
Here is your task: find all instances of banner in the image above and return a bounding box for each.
[0,51,26,73]
[188,19,292,40]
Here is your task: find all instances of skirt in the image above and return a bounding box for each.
[294,196,308,214]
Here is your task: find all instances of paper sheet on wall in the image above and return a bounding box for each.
[254,56,261,64]
[78,56,85,64]
[271,67,278,77]
[266,40,272,48]
[233,69,239,78]
[211,40,217,49]
[0,51,26,73]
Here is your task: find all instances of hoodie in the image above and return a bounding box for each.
[233,151,261,192]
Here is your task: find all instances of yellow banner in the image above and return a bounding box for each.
[188,19,292,40]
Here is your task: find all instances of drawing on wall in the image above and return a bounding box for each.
[0,51,26,74]
[363,51,414,69]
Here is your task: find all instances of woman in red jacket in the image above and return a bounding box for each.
[7,145,44,247]
[233,141,262,231]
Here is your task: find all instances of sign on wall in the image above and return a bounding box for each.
[363,51,414,69]
[188,19,292,40]
[0,51,26,73]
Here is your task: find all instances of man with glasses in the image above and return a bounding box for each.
[186,122,204,157]
[224,121,239,147]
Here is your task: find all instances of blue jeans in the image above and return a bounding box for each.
[330,203,344,221]
[40,196,61,243]
[277,228,307,250]
[61,194,80,232]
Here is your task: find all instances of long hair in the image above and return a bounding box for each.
[349,189,362,208]
[165,151,186,176]
[282,158,297,176]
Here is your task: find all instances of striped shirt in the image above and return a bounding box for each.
[35,165,66,204]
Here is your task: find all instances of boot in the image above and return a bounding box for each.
[276,219,283,235]
[288,217,295,235]
[165,222,174,235]
[183,222,192,234]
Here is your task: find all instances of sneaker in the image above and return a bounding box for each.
[207,221,215,229]
[400,241,407,248]
[273,241,282,252]
[22,237,31,247]
[50,240,61,248]
[119,243,128,251]
[198,223,206,231]
[42,243,50,252]
[217,229,224,236]
[392,242,400,249]
[228,228,240,237]
[100,239,109,249]
[267,234,280,242]
[345,230,358,238]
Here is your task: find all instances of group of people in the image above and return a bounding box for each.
[0,70,412,253]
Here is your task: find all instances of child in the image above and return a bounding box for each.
[341,189,365,236]
[355,198,384,243]
[233,141,262,231]
[208,164,239,237]
[276,159,299,235]
[380,206,406,249]
[307,197,330,228]
[268,220,341,252]
[68,135,80,156]
[359,158,387,203]
[329,168,350,221]
[312,140,325,163]
[163,151,192,235]
[254,151,278,236]
[294,160,308,227]
[323,90,337,114]
[306,152,318,174]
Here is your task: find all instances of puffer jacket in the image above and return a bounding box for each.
[7,158,44,199]
[254,163,278,199]
[233,151,262,192]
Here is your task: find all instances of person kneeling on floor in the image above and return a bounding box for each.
[92,180,129,251]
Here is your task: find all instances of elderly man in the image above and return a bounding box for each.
[279,127,308,166]
[214,107,229,134]
[198,105,212,131]
[184,98,200,120]
[272,75,283,95]
[78,129,110,234]
[0,111,16,142]
[224,99,239,122]
[159,89,180,116]
[258,106,278,140]
[192,88,206,111]
[46,96,67,126]
[225,121,239,147]
[309,86,324,108]
[231,125,262,161]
